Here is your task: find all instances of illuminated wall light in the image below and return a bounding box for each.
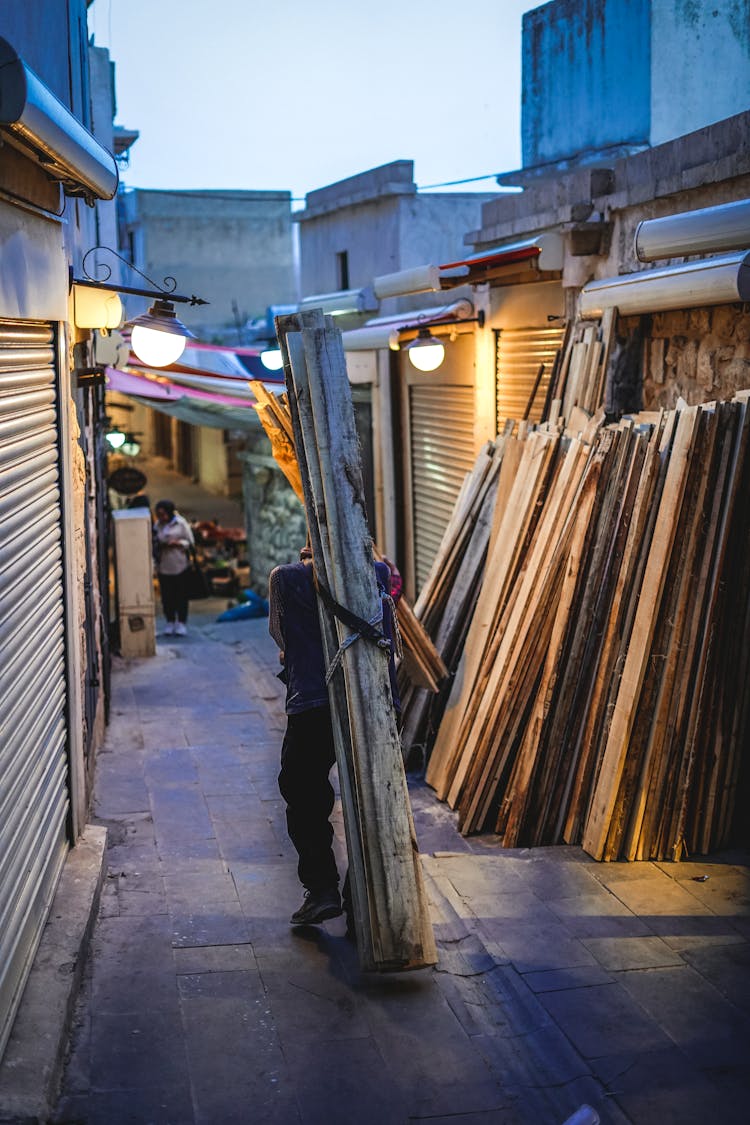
[128,299,193,368]
[72,247,207,369]
[105,426,126,450]
[260,347,283,371]
[119,434,141,457]
[72,284,123,330]
[405,328,446,372]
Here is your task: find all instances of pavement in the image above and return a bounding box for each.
[3,462,747,1124]
[44,596,750,1125]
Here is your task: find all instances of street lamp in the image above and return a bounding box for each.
[72,246,207,368]
[128,299,194,367]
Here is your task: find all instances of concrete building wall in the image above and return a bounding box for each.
[1,0,89,113]
[298,195,403,296]
[119,189,295,339]
[650,0,750,146]
[297,160,493,313]
[520,0,750,173]
[640,304,750,409]
[297,161,416,296]
[521,0,651,169]
[88,47,120,277]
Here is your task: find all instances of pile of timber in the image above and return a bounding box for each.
[275,311,437,970]
[249,378,447,694]
[422,392,750,861]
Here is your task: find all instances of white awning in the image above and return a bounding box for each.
[440,232,564,275]
[299,287,378,316]
[342,299,474,351]
[0,36,118,201]
[579,252,750,319]
[635,199,750,262]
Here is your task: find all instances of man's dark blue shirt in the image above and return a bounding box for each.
[268,559,399,715]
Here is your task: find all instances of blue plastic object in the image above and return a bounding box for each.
[216,589,269,622]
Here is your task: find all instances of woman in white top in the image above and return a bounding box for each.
[154,499,195,635]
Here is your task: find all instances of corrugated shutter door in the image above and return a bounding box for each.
[0,320,69,1057]
[496,325,565,430]
[410,383,475,590]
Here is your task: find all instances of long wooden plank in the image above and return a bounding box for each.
[276,319,373,965]
[525,426,628,846]
[582,406,700,860]
[499,444,606,847]
[279,311,436,971]
[400,453,502,759]
[445,434,578,813]
[301,319,436,968]
[456,440,591,829]
[561,428,654,843]
[650,403,737,859]
[426,436,525,795]
[445,432,567,809]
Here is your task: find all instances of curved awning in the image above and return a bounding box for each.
[579,252,750,318]
[342,299,475,351]
[104,364,285,432]
[439,233,564,284]
[0,36,118,201]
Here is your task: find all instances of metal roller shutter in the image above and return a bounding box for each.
[496,325,565,430]
[0,320,69,1058]
[409,383,475,590]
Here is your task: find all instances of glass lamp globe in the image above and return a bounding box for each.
[106,427,127,450]
[130,324,187,368]
[406,329,445,372]
[260,347,283,371]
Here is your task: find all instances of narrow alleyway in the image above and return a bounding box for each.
[52,469,750,1125]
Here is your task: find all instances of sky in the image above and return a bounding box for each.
[88,0,539,203]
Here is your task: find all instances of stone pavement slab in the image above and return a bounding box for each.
[48,604,750,1125]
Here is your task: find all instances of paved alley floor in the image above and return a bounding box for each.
[52,601,750,1125]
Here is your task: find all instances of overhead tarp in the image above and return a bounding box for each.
[105,365,272,432]
[173,342,269,379]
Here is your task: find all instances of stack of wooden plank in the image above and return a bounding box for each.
[422,392,750,861]
[276,310,437,970]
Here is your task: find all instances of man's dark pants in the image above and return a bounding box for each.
[157,571,190,623]
[278,705,340,894]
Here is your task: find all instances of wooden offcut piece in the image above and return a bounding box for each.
[276,310,437,972]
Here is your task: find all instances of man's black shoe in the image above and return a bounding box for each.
[290,887,342,925]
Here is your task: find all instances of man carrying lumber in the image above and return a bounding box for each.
[268,546,400,929]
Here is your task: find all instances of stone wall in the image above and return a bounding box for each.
[620,304,750,411]
[239,435,307,597]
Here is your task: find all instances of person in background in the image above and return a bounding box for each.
[126,492,152,514]
[154,499,194,637]
[268,544,400,930]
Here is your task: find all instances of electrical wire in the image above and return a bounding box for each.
[416,173,501,190]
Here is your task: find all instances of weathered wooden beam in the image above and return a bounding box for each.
[278,310,436,971]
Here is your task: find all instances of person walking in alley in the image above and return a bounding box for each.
[154,498,194,636]
[268,544,400,929]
